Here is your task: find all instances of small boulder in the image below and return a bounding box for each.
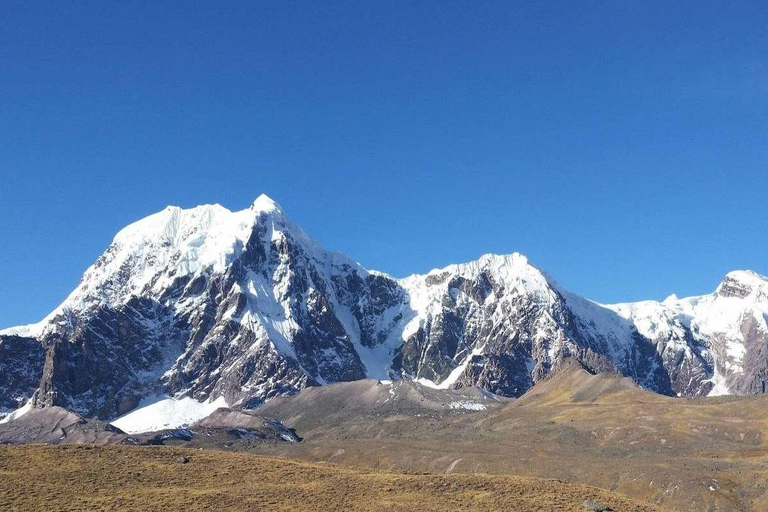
[583,501,613,512]
[175,456,189,464]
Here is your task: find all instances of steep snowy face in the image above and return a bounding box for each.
[61,197,280,313]
[0,197,273,339]
[9,195,404,419]
[161,199,406,409]
[606,270,768,397]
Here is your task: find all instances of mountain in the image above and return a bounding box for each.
[1,195,767,423]
[607,270,768,396]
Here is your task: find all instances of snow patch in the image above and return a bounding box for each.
[251,194,282,213]
[448,401,486,411]
[110,395,228,434]
[0,322,47,338]
[707,369,730,397]
[0,400,33,424]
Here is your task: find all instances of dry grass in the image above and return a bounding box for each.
[0,445,658,511]
[249,368,768,511]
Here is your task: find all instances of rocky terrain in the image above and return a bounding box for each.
[1,195,766,426]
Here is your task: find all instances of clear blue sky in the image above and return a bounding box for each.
[1,1,767,328]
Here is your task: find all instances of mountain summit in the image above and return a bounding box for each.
[250,193,282,213]
[1,197,767,421]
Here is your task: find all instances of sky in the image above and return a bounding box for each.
[1,1,767,328]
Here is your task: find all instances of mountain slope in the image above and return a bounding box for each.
[1,195,767,422]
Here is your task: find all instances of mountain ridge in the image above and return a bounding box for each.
[1,195,767,424]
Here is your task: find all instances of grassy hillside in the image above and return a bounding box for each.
[0,445,658,511]
[250,365,768,511]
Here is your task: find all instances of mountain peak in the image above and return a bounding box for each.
[406,251,553,300]
[717,270,768,300]
[724,269,768,282]
[251,194,282,213]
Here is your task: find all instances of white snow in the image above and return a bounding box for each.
[0,400,33,424]
[94,203,259,301]
[110,395,228,434]
[414,378,440,389]
[398,253,559,386]
[0,322,47,338]
[0,195,295,334]
[251,193,281,213]
[707,370,731,397]
[331,297,399,381]
[448,401,486,411]
[416,344,488,390]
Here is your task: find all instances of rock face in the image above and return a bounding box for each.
[0,335,45,415]
[1,195,767,421]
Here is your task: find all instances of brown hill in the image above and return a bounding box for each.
[0,444,659,512]
[0,406,126,445]
[248,367,768,511]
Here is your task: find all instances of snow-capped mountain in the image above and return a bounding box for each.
[607,270,768,397]
[1,195,767,421]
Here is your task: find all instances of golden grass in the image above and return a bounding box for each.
[0,445,659,511]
